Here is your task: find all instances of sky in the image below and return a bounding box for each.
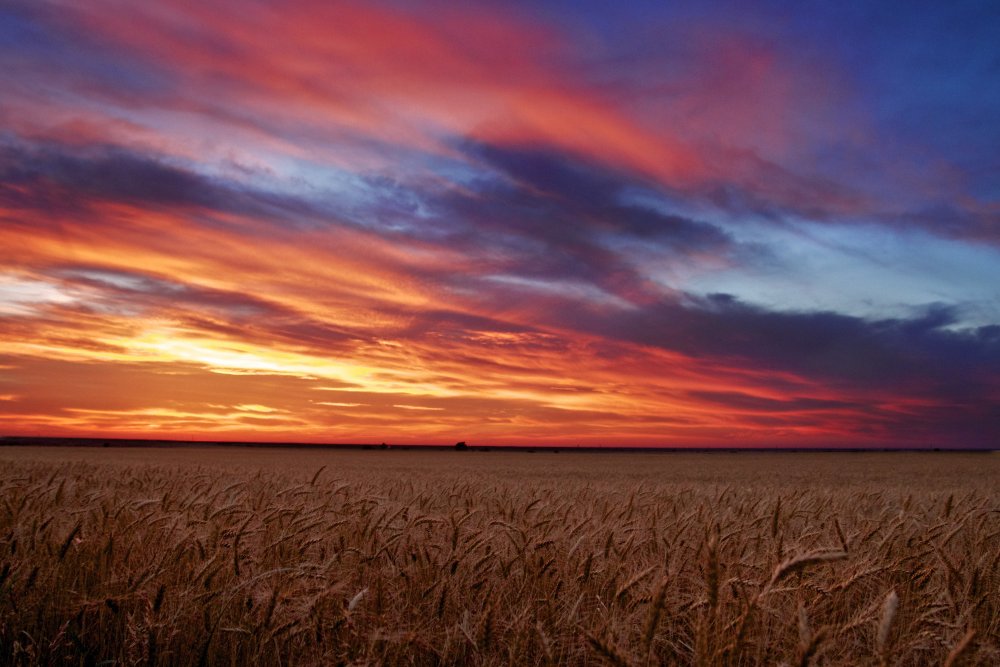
[1,0,999,447]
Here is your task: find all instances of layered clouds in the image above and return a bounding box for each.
[1,0,998,446]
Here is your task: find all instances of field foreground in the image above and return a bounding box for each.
[0,447,998,665]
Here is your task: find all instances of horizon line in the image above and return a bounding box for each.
[2,435,995,453]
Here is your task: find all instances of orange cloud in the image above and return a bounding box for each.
[37,1,706,183]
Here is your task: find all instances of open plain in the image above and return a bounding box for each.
[0,446,997,665]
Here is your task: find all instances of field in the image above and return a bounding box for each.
[1,447,997,665]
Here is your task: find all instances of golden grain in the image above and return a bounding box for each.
[0,449,996,665]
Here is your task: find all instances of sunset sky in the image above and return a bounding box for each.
[1,0,999,447]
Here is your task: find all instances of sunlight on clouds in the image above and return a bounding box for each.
[125,329,467,399]
[130,331,371,380]
[232,404,283,413]
[0,274,76,316]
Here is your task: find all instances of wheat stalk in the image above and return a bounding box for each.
[767,550,847,590]
[943,629,975,667]
[876,589,898,665]
[582,627,633,667]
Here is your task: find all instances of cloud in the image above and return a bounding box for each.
[685,390,863,414]
[374,141,748,304]
[545,292,1000,394]
[0,140,322,225]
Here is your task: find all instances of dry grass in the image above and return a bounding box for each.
[0,448,998,665]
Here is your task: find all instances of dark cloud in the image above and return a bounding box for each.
[368,140,748,304]
[55,267,277,316]
[469,141,735,245]
[686,390,862,413]
[0,140,319,225]
[543,292,1000,393]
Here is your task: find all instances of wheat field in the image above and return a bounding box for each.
[0,447,997,665]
